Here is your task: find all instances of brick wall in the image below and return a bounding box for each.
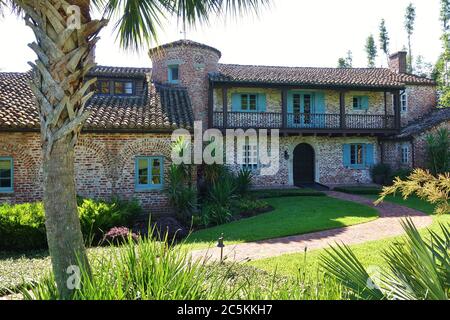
[402,85,437,126]
[412,121,450,169]
[0,132,175,215]
[150,44,220,127]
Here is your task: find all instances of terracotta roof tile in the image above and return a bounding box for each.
[393,107,450,139]
[210,64,436,88]
[0,71,193,131]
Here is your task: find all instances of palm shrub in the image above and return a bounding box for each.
[235,169,253,196]
[426,128,450,175]
[320,219,449,300]
[165,164,197,225]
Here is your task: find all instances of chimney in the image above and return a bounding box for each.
[388,51,407,74]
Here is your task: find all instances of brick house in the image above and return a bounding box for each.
[0,40,448,213]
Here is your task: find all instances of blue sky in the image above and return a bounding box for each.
[0,0,443,71]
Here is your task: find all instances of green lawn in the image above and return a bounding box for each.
[248,195,449,279]
[183,196,378,250]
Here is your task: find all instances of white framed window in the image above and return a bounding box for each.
[400,92,408,112]
[401,145,410,164]
[242,142,258,171]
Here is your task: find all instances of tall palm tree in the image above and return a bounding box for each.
[0,0,269,299]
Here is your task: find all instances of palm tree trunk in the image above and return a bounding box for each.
[17,0,107,299]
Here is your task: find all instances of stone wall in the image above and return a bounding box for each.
[0,132,175,215]
[412,121,450,169]
[227,135,380,187]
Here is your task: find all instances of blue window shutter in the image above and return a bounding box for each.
[343,144,351,168]
[287,93,293,113]
[365,144,374,167]
[258,94,267,112]
[362,96,369,110]
[315,92,326,114]
[231,93,241,112]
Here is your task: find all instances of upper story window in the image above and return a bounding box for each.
[231,93,266,112]
[114,81,134,95]
[241,94,258,112]
[401,145,410,164]
[135,156,164,190]
[0,157,13,193]
[352,96,369,110]
[97,80,110,94]
[401,92,408,112]
[168,65,179,84]
[95,80,134,96]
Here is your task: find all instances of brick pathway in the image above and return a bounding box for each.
[190,192,433,263]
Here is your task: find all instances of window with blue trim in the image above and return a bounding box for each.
[168,65,179,83]
[135,157,164,190]
[352,96,368,110]
[350,144,365,167]
[241,94,258,112]
[0,157,13,192]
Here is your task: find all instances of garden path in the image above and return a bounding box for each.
[190,192,433,262]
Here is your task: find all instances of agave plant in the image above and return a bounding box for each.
[320,218,449,300]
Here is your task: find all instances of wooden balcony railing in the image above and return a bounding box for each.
[212,112,396,131]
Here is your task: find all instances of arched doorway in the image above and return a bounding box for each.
[293,143,315,186]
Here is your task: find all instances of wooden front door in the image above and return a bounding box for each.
[293,143,315,185]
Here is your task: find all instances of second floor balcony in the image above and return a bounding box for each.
[212,112,396,131]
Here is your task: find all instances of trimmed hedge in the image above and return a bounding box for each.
[0,198,142,251]
[333,186,382,195]
[250,188,326,199]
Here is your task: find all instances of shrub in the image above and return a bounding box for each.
[0,202,46,250]
[235,198,270,214]
[234,169,253,196]
[333,187,382,195]
[208,175,236,208]
[199,203,233,227]
[426,128,450,175]
[165,164,197,225]
[0,198,142,250]
[101,227,139,246]
[370,163,391,185]
[389,168,413,183]
[78,197,141,243]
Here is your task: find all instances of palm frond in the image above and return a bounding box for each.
[320,242,385,300]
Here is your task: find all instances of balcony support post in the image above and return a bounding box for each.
[282,89,288,130]
[393,90,401,131]
[208,82,214,129]
[222,87,228,129]
[339,91,346,129]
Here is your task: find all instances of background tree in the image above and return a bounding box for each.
[365,35,377,67]
[414,55,433,78]
[426,128,450,175]
[379,18,390,64]
[435,0,450,106]
[404,3,416,73]
[0,0,269,299]
[337,50,353,68]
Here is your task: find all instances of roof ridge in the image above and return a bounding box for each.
[218,63,390,71]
